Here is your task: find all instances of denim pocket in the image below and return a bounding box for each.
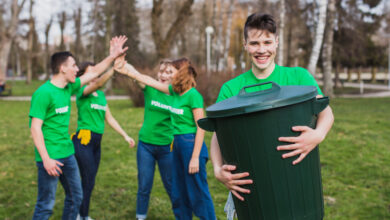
[178,133,195,142]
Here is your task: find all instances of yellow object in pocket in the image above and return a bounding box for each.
[77,129,91,145]
[170,141,174,152]
[70,132,75,140]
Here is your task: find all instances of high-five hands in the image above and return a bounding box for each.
[110,35,128,59]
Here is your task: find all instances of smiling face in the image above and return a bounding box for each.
[157,63,178,84]
[60,56,79,83]
[244,29,278,78]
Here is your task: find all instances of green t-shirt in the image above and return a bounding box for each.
[168,85,204,135]
[217,64,323,102]
[139,85,174,145]
[29,78,81,162]
[76,86,107,134]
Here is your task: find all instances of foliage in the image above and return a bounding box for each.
[332,0,385,68]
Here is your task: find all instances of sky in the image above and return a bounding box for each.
[21,0,153,44]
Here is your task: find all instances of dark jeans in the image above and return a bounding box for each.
[33,155,83,220]
[171,134,216,220]
[136,140,173,219]
[73,130,102,218]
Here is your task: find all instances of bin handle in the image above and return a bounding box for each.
[312,96,329,115]
[238,81,281,96]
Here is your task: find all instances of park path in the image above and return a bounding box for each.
[1,83,390,101]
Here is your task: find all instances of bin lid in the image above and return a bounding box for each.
[206,81,318,118]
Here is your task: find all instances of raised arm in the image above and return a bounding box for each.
[82,67,114,96]
[31,118,64,176]
[114,55,169,94]
[105,105,135,148]
[80,36,128,87]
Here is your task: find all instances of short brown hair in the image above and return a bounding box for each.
[244,13,277,41]
[171,58,197,94]
[51,51,74,74]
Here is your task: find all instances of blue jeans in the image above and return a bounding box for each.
[73,130,102,218]
[136,140,173,219]
[171,134,216,220]
[33,155,83,220]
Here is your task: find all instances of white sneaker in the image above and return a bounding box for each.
[77,215,94,220]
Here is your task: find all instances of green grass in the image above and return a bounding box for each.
[6,80,44,96]
[5,80,128,96]
[0,98,389,219]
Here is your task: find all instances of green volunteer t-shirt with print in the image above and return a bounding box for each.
[29,78,81,162]
[139,85,174,145]
[217,64,323,102]
[168,85,204,135]
[76,86,107,134]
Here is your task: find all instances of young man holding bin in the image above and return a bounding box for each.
[210,13,334,204]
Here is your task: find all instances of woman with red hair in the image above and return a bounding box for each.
[115,56,216,220]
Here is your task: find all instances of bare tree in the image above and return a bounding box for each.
[73,7,82,58]
[0,0,27,83]
[222,0,236,70]
[104,0,112,55]
[44,17,53,79]
[26,0,34,84]
[58,11,67,51]
[277,0,285,66]
[321,0,336,97]
[307,0,327,75]
[151,0,194,59]
[215,0,224,71]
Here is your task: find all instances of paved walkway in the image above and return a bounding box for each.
[2,83,390,101]
[319,81,390,98]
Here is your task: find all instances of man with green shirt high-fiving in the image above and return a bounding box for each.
[29,36,128,220]
[210,12,334,209]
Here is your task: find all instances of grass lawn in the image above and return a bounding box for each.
[0,98,389,219]
[4,80,128,96]
[5,80,44,96]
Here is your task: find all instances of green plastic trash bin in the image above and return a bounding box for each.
[198,82,329,220]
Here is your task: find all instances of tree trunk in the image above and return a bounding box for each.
[334,62,341,88]
[371,66,376,83]
[222,0,236,71]
[347,67,351,82]
[357,67,361,82]
[307,0,328,75]
[26,0,35,85]
[151,0,194,59]
[90,0,100,60]
[321,0,335,97]
[74,7,82,59]
[277,0,285,66]
[0,0,26,83]
[0,41,12,82]
[215,0,224,71]
[44,18,53,79]
[16,46,21,76]
[59,11,67,51]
